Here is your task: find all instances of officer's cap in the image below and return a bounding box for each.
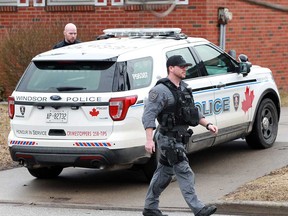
[166,55,192,68]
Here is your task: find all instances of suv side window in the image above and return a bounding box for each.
[194,44,236,76]
[127,57,153,89]
[166,48,199,79]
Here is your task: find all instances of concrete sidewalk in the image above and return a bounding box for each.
[1,199,288,216]
[215,201,288,215]
[215,106,288,215]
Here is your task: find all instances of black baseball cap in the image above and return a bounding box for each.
[166,55,192,68]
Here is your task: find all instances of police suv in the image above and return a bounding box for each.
[8,28,281,180]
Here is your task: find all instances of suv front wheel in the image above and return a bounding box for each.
[246,98,278,149]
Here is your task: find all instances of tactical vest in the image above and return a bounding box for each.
[156,78,199,130]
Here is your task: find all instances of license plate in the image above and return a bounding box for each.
[46,110,68,123]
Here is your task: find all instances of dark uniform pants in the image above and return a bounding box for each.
[144,132,205,214]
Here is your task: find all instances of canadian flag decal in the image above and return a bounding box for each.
[242,87,255,113]
[89,108,100,117]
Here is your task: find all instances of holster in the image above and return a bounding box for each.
[161,139,186,166]
[159,128,193,145]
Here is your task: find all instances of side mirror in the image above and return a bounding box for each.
[239,62,251,76]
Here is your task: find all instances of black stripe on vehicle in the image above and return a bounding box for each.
[225,79,257,87]
[192,85,216,93]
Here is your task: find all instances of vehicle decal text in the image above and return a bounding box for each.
[195,96,230,116]
[16,129,47,136]
[15,96,48,102]
[132,72,148,80]
[15,96,102,102]
[67,130,107,136]
[66,97,102,102]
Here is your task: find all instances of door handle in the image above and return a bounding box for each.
[216,83,226,88]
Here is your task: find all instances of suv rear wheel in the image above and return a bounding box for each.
[246,98,278,149]
[28,166,63,179]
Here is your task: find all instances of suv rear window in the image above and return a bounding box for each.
[16,61,116,93]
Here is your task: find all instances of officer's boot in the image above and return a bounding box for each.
[143,208,168,216]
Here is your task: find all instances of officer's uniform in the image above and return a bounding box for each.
[142,78,206,215]
[53,39,81,49]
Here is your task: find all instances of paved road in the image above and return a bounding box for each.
[0,107,287,216]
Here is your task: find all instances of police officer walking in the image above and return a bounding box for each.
[142,55,218,216]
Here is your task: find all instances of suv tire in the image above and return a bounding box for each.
[246,98,278,149]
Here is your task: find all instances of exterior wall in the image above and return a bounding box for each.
[0,0,287,98]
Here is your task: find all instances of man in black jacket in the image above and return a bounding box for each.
[53,23,81,49]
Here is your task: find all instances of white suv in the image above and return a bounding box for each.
[8,28,281,180]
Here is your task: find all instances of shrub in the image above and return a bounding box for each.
[0,86,4,101]
[0,26,63,97]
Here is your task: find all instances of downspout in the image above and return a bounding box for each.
[218,7,232,51]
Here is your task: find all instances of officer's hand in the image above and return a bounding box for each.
[208,124,218,134]
[145,140,155,154]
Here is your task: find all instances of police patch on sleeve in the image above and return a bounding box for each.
[149,90,159,102]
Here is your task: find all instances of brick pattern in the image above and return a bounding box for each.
[0,6,17,12]
[0,0,287,97]
[45,5,95,12]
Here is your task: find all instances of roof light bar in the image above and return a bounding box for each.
[103,28,182,37]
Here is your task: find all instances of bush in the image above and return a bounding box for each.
[0,26,63,97]
[0,86,4,101]
[280,90,288,107]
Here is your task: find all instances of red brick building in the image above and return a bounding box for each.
[0,0,287,98]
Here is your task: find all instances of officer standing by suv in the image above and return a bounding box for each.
[142,55,218,216]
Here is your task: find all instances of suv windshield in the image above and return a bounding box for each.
[16,61,116,93]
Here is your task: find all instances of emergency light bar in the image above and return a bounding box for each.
[103,28,182,37]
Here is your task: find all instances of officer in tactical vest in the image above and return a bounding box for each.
[142,55,218,216]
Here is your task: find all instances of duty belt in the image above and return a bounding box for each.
[159,127,193,144]
[159,128,178,137]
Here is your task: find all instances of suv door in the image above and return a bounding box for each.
[165,47,217,152]
[193,43,253,143]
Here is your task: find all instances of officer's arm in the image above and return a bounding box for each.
[199,117,218,134]
[145,128,155,154]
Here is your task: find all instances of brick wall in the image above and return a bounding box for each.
[0,0,287,98]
